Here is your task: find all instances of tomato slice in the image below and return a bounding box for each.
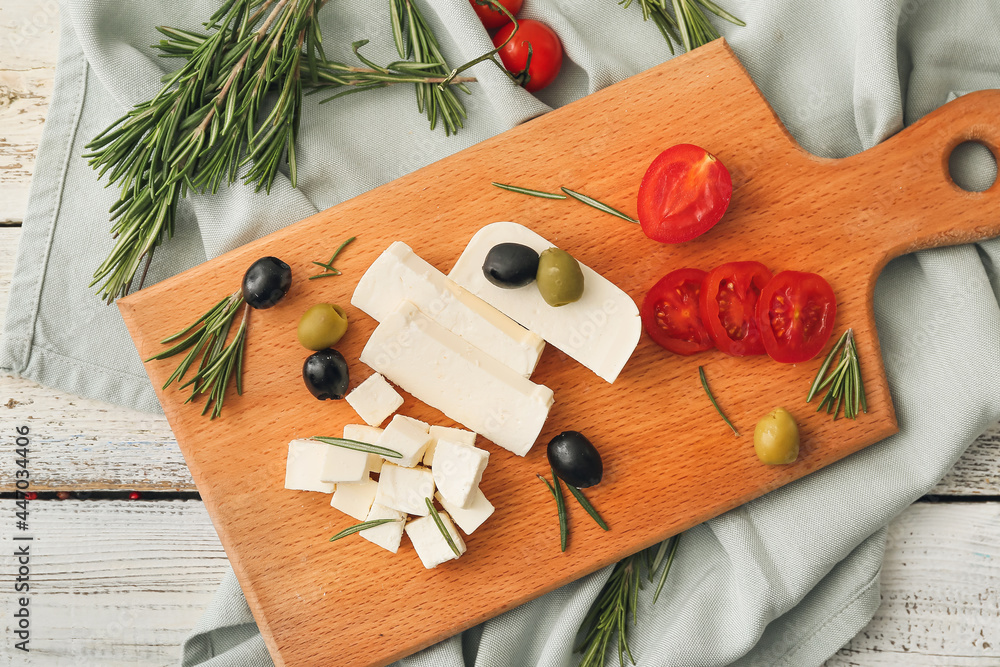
[699,261,771,356]
[757,271,837,363]
[637,144,733,243]
[641,268,714,355]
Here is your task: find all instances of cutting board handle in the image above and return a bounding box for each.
[858,89,1000,261]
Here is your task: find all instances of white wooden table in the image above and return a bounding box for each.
[0,4,997,665]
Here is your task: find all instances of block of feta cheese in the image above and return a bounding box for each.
[360,301,554,456]
[435,488,495,535]
[284,439,336,493]
[377,414,432,468]
[432,439,489,509]
[423,425,476,467]
[318,439,369,484]
[360,503,406,554]
[345,373,403,427]
[330,477,379,521]
[449,222,642,383]
[374,463,435,516]
[351,241,544,377]
[343,424,385,474]
[405,512,467,569]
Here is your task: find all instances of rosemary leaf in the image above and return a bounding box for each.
[310,235,355,279]
[565,484,609,531]
[311,437,402,459]
[425,497,462,557]
[616,0,743,53]
[807,329,866,420]
[561,187,639,223]
[330,518,400,542]
[492,182,568,199]
[699,366,739,436]
[652,534,680,603]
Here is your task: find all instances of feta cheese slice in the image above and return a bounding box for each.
[449,221,642,383]
[318,440,368,484]
[284,439,336,493]
[343,424,385,474]
[374,463,435,516]
[345,372,403,427]
[360,301,554,456]
[435,488,494,535]
[423,425,476,467]
[330,477,379,521]
[360,503,406,554]
[352,241,544,377]
[377,414,432,468]
[405,512,467,569]
[432,439,489,509]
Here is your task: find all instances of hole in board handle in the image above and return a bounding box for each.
[949,140,998,192]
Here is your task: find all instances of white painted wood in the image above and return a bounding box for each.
[0,1,59,223]
[0,499,228,667]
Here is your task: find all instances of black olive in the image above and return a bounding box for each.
[303,349,350,400]
[482,243,539,289]
[242,257,292,309]
[547,431,603,488]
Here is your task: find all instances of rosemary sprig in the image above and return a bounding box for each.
[651,534,680,603]
[310,236,355,279]
[565,484,610,531]
[311,437,402,459]
[618,0,745,54]
[699,366,739,436]
[329,518,401,542]
[561,188,639,223]
[146,290,249,419]
[492,182,567,199]
[425,497,462,557]
[537,472,568,551]
[807,329,867,420]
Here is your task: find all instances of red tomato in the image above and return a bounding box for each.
[492,20,563,93]
[641,268,714,355]
[700,261,772,356]
[637,144,733,243]
[470,0,523,29]
[757,271,837,363]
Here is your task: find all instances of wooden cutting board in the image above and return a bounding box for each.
[118,39,1000,667]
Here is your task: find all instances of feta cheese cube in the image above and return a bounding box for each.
[345,373,404,427]
[405,512,467,569]
[377,414,432,468]
[435,488,494,535]
[284,439,336,493]
[318,441,368,484]
[423,425,476,466]
[330,477,379,521]
[432,439,489,509]
[343,424,385,474]
[360,503,406,554]
[374,463,435,516]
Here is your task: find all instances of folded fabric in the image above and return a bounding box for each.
[2,1,998,666]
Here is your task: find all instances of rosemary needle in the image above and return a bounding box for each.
[652,534,680,603]
[310,236,355,280]
[492,182,567,199]
[565,484,610,531]
[699,365,740,436]
[537,473,568,551]
[311,437,402,459]
[425,497,462,557]
[561,187,639,223]
[807,328,866,420]
[330,519,399,542]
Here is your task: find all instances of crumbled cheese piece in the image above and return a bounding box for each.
[423,425,476,466]
[330,477,379,521]
[432,439,489,509]
[345,373,404,427]
[405,511,467,569]
[284,439,336,493]
[360,503,406,553]
[318,441,368,484]
[374,463,435,516]
[376,414,432,468]
[343,424,385,474]
[435,488,495,535]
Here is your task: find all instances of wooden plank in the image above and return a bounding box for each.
[0,0,59,224]
[825,503,1000,666]
[0,499,228,666]
[115,39,1000,665]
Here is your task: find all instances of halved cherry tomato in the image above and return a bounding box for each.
[700,261,771,356]
[757,271,837,363]
[493,20,563,93]
[637,144,733,243]
[641,268,714,355]
[470,0,523,30]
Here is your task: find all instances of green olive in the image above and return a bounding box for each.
[753,407,800,465]
[536,248,585,307]
[297,303,349,350]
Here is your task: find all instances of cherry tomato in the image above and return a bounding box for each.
[700,261,771,356]
[641,268,714,355]
[757,271,837,363]
[470,0,523,30]
[637,144,733,243]
[493,20,563,93]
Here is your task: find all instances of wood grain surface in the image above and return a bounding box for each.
[115,40,1000,666]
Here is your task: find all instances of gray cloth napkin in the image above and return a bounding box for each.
[3,0,999,665]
